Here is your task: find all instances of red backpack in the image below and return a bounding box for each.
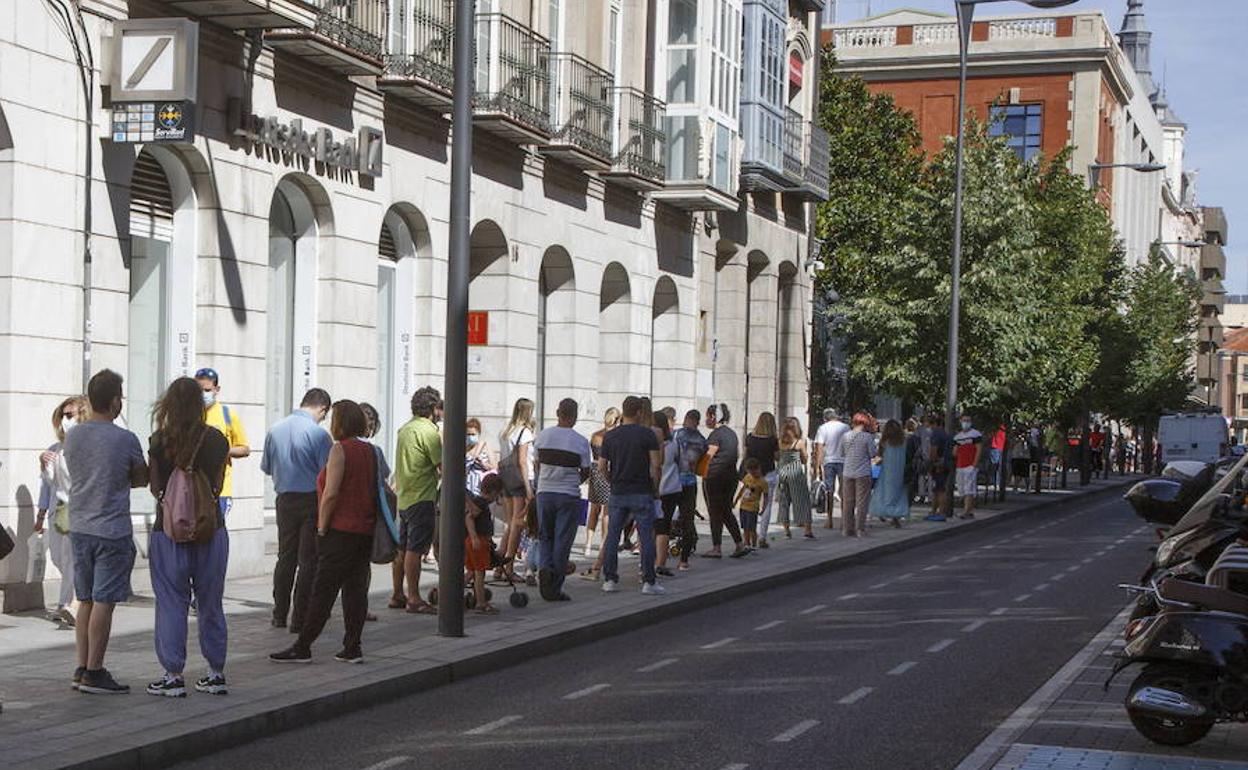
[160,429,218,544]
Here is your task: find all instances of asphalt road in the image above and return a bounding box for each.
[174,492,1153,770]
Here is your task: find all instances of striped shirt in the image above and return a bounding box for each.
[534,426,592,496]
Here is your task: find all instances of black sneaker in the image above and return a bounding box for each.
[195,674,228,695]
[333,648,363,664]
[655,566,675,577]
[538,568,554,600]
[145,675,186,698]
[269,647,312,664]
[79,668,130,695]
[71,666,86,690]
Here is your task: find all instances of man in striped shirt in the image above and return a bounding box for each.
[533,399,592,601]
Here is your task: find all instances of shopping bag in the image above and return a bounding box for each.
[26,532,47,584]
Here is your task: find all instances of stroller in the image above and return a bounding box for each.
[428,539,531,609]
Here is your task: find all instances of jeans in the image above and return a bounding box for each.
[537,492,581,596]
[703,475,743,548]
[150,528,229,673]
[70,532,136,604]
[603,493,657,586]
[823,462,844,499]
[273,491,318,628]
[296,529,371,654]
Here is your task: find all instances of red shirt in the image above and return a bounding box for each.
[1089,432,1105,450]
[317,438,378,535]
[954,429,983,469]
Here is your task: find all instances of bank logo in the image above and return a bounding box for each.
[158,103,183,129]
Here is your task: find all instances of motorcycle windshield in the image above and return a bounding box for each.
[1169,451,1248,535]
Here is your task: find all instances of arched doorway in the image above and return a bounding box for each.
[468,220,514,434]
[745,250,775,427]
[598,262,635,416]
[650,276,686,412]
[537,246,576,427]
[377,204,431,449]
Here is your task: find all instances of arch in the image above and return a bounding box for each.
[776,261,802,421]
[598,262,639,416]
[650,276,690,412]
[537,246,577,425]
[468,219,532,437]
[745,249,777,426]
[376,203,434,449]
[469,219,508,280]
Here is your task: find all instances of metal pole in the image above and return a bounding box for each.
[438,0,475,638]
[944,1,973,517]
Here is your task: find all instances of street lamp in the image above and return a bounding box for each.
[943,0,1078,514]
[1087,161,1166,187]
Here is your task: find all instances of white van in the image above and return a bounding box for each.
[1158,413,1229,464]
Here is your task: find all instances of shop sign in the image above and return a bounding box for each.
[110,100,194,143]
[233,107,384,178]
[467,311,489,346]
[111,18,199,103]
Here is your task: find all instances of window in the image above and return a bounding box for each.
[666,0,698,106]
[609,4,620,75]
[989,103,1043,162]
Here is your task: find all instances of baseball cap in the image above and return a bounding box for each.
[194,367,219,385]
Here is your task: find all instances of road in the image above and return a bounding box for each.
[174,492,1152,770]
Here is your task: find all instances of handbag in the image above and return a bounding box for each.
[499,431,527,494]
[0,523,14,561]
[53,501,70,535]
[813,479,827,513]
[26,532,47,584]
[370,445,400,565]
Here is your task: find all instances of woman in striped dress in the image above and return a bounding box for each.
[776,417,814,540]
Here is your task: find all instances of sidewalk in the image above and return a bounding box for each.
[0,477,1134,770]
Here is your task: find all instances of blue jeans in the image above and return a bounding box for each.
[603,494,657,586]
[150,528,229,673]
[537,492,581,596]
[823,462,844,499]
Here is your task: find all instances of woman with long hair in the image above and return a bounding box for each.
[653,411,682,576]
[145,377,231,697]
[499,398,537,570]
[839,412,878,537]
[701,403,748,558]
[870,419,910,527]
[35,395,89,626]
[744,412,779,547]
[776,416,814,540]
[582,406,620,564]
[272,400,384,664]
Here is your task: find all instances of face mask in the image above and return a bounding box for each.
[62,417,77,433]
[466,434,479,447]
[961,420,972,430]
[202,391,216,408]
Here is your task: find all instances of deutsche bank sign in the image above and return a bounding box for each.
[235,112,384,179]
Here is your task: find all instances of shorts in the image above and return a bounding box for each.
[655,493,681,537]
[399,501,437,554]
[931,470,950,492]
[740,509,759,532]
[465,535,493,572]
[70,532,136,604]
[956,467,978,497]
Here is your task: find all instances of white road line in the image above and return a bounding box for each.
[945,555,961,563]
[361,758,413,770]
[888,661,918,676]
[1013,594,1032,603]
[1033,583,1050,592]
[718,764,749,770]
[800,604,827,615]
[980,545,995,550]
[896,573,915,581]
[636,658,679,673]
[962,619,988,633]
[1065,565,1080,573]
[838,593,861,601]
[771,719,820,743]
[990,607,1009,616]
[1051,573,1066,581]
[869,580,893,590]
[754,620,785,631]
[927,638,956,653]
[923,564,941,571]
[464,715,522,735]
[563,683,611,700]
[838,687,875,705]
[1082,557,1095,564]
[701,637,738,650]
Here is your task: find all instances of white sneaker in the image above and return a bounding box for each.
[641,582,667,595]
[602,580,619,593]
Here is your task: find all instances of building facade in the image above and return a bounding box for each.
[0,0,829,585]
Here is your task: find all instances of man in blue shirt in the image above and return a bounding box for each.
[262,388,332,631]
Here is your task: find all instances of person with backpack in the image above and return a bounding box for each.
[145,377,231,697]
[195,368,251,520]
[672,409,706,570]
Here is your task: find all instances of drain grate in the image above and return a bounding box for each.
[993,744,1248,770]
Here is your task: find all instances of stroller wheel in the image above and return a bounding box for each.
[465,592,477,609]
[427,587,439,607]
[484,588,494,601]
[669,544,680,557]
[510,592,529,609]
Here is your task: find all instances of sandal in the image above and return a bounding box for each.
[678,562,691,571]
[700,550,723,559]
[405,601,437,615]
[387,596,407,609]
[579,568,600,581]
[474,603,499,615]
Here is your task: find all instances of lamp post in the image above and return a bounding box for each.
[1087,161,1166,188]
[943,0,1078,515]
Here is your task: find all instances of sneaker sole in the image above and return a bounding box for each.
[78,686,130,695]
[195,685,228,695]
[333,657,364,665]
[269,657,313,664]
[146,688,187,698]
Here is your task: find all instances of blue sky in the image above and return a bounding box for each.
[830,0,1248,292]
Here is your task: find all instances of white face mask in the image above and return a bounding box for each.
[202,391,216,408]
[62,417,77,434]
[961,420,972,430]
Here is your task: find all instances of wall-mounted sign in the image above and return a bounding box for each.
[231,102,383,178]
[110,100,194,143]
[789,53,804,89]
[111,19,199,103]
[467,311,489,346]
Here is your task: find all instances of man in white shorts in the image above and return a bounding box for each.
[952,414,983,520]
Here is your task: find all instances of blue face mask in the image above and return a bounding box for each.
[202,391,216,408]
[466,434,479,447]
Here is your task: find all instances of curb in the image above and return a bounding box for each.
[41,481,1135,770]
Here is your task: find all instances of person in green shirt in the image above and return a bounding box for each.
[394,386,442,614]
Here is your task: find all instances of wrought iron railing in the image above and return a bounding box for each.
[610,87,666,182]
[803,121,830,196]
[382,0,452,90]
[474,12,551,133]
[549,53,614,160]
[309,0,386,59]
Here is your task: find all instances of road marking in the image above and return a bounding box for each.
[896,573,915,581]
[464,715,522,735]
[888,661,918,676]
[923,564,941,571]
[1013,594,1032,603]
[962,619,988,633]
[636,658,679,673]
[990,607,1009,616]
[361,758,412,770]
[1033,583,1050,592]
[718,765,749,770]
[1051,573,1066,581]
[771,719,820,743]
[1065,565,1080,573]
[755,620,785,631]
[800,604,827,615]
[701,637,738,650]
[838,593,860,601]
[981,545,995,550]
[927,638,956,653]
[1082,557,1095,564]
[945,555,961,563]
[563,683,611,700]
[869,580,893,589]
[838,687,875,705]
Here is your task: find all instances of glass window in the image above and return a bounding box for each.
[609,6,620,74]
[989,103,1043,163]
[667,49,696,104]
[665,115,700,181]
[669,0,697,45]
[713,121,731,189]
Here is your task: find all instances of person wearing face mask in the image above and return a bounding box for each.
[953,414,983,519]
[262,388,334,633]
[195,368,251,521]
[464,417,494,496]
[36,395,89,626]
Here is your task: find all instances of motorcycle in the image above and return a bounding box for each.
[1109,574,1248,746]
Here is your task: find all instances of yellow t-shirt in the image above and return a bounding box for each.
[204,401,248,498]
[738,474,768,513]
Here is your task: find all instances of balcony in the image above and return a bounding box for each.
[377,0,454,111]
[793,0,827,10]
[601,87,667,191]
[266,0,386,76]
[650,115,739,212]
[167,0,317,29]
[474,13,551,145]
[739,104,792,193]
[544,54,614,170]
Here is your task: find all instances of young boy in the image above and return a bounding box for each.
[465,474,506,614]
[734,458,768,550]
